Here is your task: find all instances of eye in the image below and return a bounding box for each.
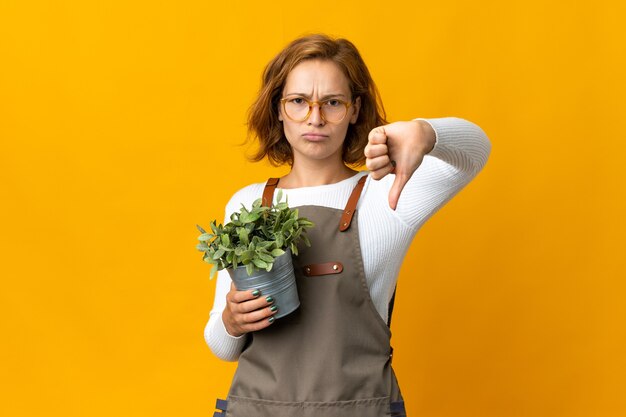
[326,99,342,107]
[289,97,306,105]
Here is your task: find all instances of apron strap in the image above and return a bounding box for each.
[263,174,367,230]
[262,177,280,207]
[339,174,367,232]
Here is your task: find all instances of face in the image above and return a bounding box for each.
[278,59,361,166]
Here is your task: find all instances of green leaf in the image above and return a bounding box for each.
[221,234,230,246]
[240,250,255,262]
[212,249,225,260]
[210,220,218,234]
[196,242,209,251]
[290,242,298,256]
[271,248,285,257]
[209,263,217,279]
[258,252,274,263]
[265,262,273,272]
[246,263,254,276]
[252,258,268,269]
[197,233,213,242]
[247,212,260,222]
[196,224,207,234]
[281,219,295,233]
[257,241,273,250]
[276,189,283,205]
[238,228,249,245]
[273,212,283,232]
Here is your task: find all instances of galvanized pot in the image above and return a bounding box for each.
[227,248,300,319]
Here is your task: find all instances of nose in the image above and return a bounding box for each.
[307,103,325,126]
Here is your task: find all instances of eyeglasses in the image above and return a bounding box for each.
[280,96,353,124]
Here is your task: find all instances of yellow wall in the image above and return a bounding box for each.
[1,1,624,416]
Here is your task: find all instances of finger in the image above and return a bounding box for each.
[236,294,275,314]
[241,314,277,333]
[363,143,388,159]
[367,126,387,144]
[240,304,279,325]
[230,287,262,304]
[388,173,412,211]
[366,154,392,172]
[370,164,395,181]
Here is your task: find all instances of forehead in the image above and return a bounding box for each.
[282,59,351,96]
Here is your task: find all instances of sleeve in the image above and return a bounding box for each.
[203,201,250,361]
[392,117,492,229]
[203,269,248,362]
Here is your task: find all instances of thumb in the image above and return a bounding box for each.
[388,173,411,211]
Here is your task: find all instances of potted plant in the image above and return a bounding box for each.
[196,190,314,318]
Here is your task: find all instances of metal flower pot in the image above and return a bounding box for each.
[227,248,300,319]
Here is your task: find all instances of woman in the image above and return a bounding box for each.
[205,34,491,417]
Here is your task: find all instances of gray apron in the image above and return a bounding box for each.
[214,175,406,417]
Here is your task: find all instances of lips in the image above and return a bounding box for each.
[302,133,328,141]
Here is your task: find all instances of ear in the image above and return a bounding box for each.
[350,96,361,124]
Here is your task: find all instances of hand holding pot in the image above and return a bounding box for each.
[222,282,278,337]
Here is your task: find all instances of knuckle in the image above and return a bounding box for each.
[253,322,267,332]
[241,312,251,324]
[234,302,245,314]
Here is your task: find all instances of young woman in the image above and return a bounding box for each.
[205,34,491,417]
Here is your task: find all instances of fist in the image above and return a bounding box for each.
[364,120,436,210]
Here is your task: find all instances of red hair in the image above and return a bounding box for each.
[246,33,387,167]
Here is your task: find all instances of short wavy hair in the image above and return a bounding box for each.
[246,33,387,167]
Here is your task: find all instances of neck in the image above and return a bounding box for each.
[279,157,358,189]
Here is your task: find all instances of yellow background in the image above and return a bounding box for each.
[1,1,625,416]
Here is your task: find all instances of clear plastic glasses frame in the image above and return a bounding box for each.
[280,96,353,124]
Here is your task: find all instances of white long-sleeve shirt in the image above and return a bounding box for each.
[204,117,492,361]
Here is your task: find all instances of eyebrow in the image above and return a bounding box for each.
[284,92,348,100]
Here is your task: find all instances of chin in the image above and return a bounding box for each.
[293,149,339,162]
